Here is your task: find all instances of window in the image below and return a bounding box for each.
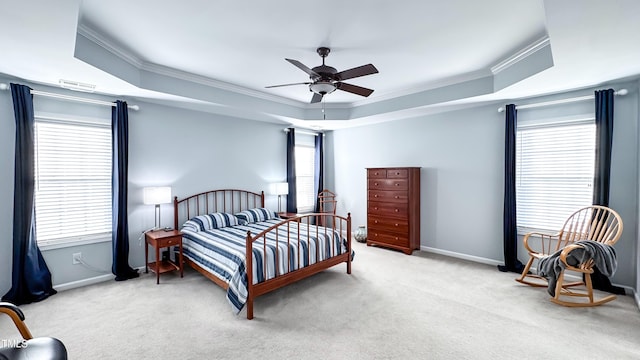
[515,118,595,232]
[34,116,112,247]
[295,144,316,213]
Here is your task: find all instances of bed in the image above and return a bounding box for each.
[172,189,353,319]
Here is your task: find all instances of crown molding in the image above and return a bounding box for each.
[490,35,551,75]
[77,23,308,108]
[77,24,144,68]
[351,69,491,107]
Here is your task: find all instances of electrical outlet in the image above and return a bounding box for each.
[72,252,82,265]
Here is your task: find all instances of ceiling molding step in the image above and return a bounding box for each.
[350,75,495,120]
[140,62,305,108]
[352,69,491,107]
[490,35,551,75]
[77,23,306,108]
[77,24,144,69]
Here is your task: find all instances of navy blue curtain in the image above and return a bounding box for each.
[498,104,525,273]
[112,101,139,281]
[2,83,57,305]
[286,128,298,213]
[593,89,615,206]
[591,89,624,294]
[313,134,324,213]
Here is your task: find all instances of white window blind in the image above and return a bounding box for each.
[515,120,595,232]
[34,117,112,246]
[295,145,316,213]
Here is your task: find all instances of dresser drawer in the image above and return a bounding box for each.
[368,179,408,191]
[367,169,387,179]
[386,169,408,179]
[368,216,408,233]
[368,190,408,203]
[368,201,408,217]
[367,227,409,247]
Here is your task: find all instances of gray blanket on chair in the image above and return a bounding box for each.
[537,240,617,297]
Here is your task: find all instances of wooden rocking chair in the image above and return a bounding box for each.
[515,205,623,307]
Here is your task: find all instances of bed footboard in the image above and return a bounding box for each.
[244,213,352,319]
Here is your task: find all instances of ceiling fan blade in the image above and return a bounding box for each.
[310,93,323,103]
[336,82,374,97]
[265,82,311,88]
[335,64,378,81]
[285,58,320,78]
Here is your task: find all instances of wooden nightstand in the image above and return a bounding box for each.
[145,229,184,284]
[278,212,301,221]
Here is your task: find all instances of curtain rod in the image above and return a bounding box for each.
[283,128,323,136]
[0,83,139,111]
[497,88,628,113]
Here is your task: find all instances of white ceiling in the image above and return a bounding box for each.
[1,0,640,129]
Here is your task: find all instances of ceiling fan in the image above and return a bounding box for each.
[266,47,379,103]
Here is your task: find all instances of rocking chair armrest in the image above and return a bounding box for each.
[558,244,590,272]
[0,302,34,339]
[522,231,561,255]
[0,302,26,320]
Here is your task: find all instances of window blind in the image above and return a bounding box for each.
[34,118,112,246]
[515,120,595,232]
[295,145,316,213]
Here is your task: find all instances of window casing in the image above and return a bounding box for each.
[34,116,112,247]
[515,118,595,233]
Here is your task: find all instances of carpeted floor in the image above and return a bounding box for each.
[2,241,640,359]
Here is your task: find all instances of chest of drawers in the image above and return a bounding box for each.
[366,167,420,254]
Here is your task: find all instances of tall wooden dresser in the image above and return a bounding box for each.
[366,167,420,254]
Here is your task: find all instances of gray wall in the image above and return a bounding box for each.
[331,81,639,288]
[0,76,288,292]
[1,75,638,297]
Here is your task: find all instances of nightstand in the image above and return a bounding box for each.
[145,229,184,284]
[278,212,301,220]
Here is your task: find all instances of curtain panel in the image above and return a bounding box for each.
[498,104,525,273]
[111,100,139,281]
[2,83,57,304]
[313,134,324,213]
[286,128,298,213]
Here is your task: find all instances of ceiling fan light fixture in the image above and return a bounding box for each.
[309,81,336,95]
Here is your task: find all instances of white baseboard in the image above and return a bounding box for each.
[54,273,115,292]
[420,246,503,267]
[54,266,145,292]
[420,246,638,304]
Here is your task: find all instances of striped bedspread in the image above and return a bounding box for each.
[181,219,351,314]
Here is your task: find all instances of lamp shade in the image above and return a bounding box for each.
[271,182,289,196]
[143,186,172,205]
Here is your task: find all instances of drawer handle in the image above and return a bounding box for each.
[374,182,378,186]
[374,207,378,210]
[395,209,399,212]
[395,237,399,240]
[395,183,399,186]
[374,220,378,224]
[395,172,400,175]
[374,195,378,198]
[394,196,399,199]
[375,172,379,175]
[395,224,399,227]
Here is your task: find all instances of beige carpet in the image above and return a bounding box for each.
[2,241,640,359]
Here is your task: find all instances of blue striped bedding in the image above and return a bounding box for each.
[180,219,351,314]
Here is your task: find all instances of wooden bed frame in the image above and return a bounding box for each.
[173,189,352,319]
